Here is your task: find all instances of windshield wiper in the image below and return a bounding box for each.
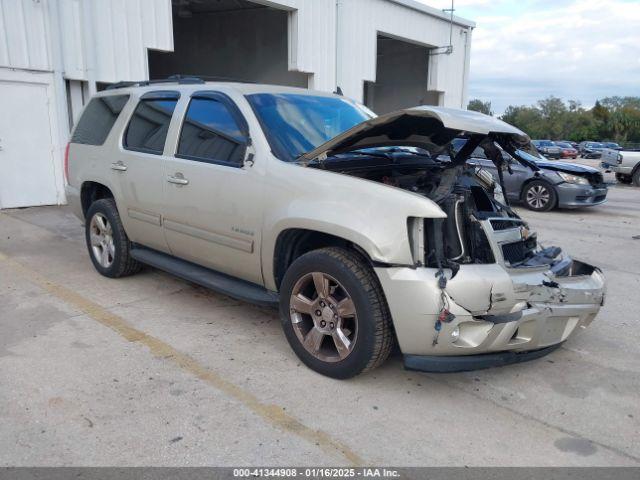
[344,150,394,159]
[297,147,433,165]
[377,147,429,156]
[294,149,391,164]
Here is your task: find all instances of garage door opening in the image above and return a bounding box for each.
[364,35,441,115]
[148,0,309,87]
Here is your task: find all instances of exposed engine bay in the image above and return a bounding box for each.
[307,136,545,272]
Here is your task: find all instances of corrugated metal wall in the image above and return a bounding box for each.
[0,0,473,208]
[337,0,473,107]
[0,0,173,82]
[0,0,50,71]
[253,0,337,92]
[254,0,472,106]
[0,0,471,104]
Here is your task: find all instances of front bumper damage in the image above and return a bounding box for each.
[375,254,605,373]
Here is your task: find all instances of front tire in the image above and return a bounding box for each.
[523,180,557,212]
[85,198,142,278]
[633,169,640,187]
[279,247,394,379]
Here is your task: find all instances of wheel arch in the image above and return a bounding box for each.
[271,228,376,292]
[81,181,115,219]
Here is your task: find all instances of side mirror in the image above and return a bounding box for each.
[243,137,255,167]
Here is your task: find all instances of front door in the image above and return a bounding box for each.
[161,92,265,285]
[472,157,530,202]
[502,160,532,201]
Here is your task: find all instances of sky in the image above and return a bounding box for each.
[422,0,640,114]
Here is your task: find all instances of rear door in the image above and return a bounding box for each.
[111,91,179,252]
[161,91,265,285]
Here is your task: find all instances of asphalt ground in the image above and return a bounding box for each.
[1,162,638,466]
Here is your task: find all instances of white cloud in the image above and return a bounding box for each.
[421,0,640,113]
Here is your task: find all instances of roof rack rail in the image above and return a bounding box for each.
[195,75,257,84]
[105,75,205,90]
[105,81,138,90]
[104,74,260,90]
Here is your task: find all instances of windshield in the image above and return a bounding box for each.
[516,149,546,162]
[451,138,520,162]
[246,93,374,162]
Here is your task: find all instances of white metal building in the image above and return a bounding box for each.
[0,0,474,209]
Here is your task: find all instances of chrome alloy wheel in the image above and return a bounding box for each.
[526,184,551,209]
[289,272,358,363]
[89,213,115,268]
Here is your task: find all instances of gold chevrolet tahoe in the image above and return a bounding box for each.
[65,79,605,378]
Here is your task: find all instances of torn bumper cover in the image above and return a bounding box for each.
[374,256,605,372]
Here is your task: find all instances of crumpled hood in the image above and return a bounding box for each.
[301,106,531,161]
[535,160,600,174]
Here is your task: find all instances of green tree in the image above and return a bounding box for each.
[501,105,546,138]
[497,96,640,144]
[467,99,493,116]
[536,96,568,139]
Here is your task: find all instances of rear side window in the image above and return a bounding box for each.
[71,95,129,145]
[124,92,179,155]
[177,97,246,166]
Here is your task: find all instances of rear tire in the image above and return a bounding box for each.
[85,198,142,278]
[522,180,557,212]
[616,173,632,184]
[279,247,394,379]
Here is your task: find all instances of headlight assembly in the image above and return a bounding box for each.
[558,172,590,185]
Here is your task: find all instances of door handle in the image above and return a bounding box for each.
[167,173,189,186]
[111,162,127,171]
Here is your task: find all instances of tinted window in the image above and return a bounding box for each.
[246,93,372,162]
[124,98,178,154]
[177,98,246,165]
[71,95,129,145]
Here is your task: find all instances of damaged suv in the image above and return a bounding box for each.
[66,80,605,378]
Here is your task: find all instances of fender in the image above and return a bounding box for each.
[260,161,446,291]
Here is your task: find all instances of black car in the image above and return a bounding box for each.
[578,141,606,159]
[603,142,622,151]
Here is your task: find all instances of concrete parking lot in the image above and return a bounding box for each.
[1,173,639,466]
